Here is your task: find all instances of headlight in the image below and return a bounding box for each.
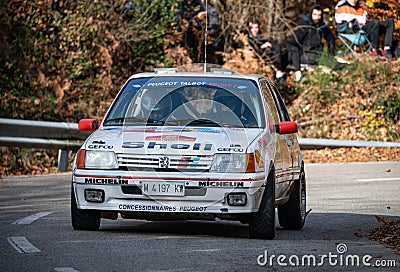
[210,153,248,173]
[77,150,118,169]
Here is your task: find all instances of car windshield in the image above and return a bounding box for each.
[103,76,265,128]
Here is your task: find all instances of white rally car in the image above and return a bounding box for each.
[72,65,306,239]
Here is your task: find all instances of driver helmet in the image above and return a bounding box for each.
[141,90,173,121]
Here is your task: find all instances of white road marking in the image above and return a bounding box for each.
[54,268,80,272]
[11,212,52,225]
[153,236,191,239]
[7,236,41,253]
[356,177,400,182]
[192,249,222,252]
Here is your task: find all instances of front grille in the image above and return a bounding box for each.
[117,153,213,171]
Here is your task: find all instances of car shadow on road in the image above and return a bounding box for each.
[99,212,395,241]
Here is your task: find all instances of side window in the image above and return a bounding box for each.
[260,80,280,125]
[270,84,291,121]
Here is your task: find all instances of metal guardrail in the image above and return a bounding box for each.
[0,118,90,141]
[297,138,400,149]
[0,118,91,172]
[1,118,399,172]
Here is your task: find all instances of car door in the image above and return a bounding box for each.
[260,80,291,199]
[269,84,300,183]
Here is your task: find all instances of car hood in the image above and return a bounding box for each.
[84,126,263,154]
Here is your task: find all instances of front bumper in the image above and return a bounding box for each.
[72,169,266,214]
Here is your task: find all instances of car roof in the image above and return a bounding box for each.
[126,68,266,82]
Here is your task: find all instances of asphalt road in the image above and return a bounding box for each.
[0,162,399,272]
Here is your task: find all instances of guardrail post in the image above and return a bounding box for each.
[58,149,68,172]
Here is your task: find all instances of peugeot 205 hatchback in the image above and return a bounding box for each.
[72,64,306,239]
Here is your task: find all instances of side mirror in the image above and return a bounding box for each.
[275,121,298,134]
[78,119,99,132]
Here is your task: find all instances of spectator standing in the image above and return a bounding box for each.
[335,0,394,58]
[287,4,335,82]
[247,19,286,83]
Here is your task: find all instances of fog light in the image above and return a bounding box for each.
[84,189,104,203]
[227,193,247,206]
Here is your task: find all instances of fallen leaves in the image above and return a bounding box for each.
[369,216,400,251]
[222,32,274,76]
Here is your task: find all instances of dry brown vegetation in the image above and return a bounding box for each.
[1,0,399,177]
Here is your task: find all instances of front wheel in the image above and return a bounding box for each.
[249,167,276,239]
[278,170,306,230]
[71,186,100,231]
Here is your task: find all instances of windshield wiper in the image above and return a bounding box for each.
[104,117,164,126]
[146,118,165,125]
[165,118,221,127]
[187,119,220,126]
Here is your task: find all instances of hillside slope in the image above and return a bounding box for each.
[0,1,399,176]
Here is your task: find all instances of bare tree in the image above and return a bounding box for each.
[213,0,304,73]
[217,0,302,49]
[164,0,309,70]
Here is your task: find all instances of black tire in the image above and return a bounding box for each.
[249,166,276,239]
[278,170,306,230]
[71,187,101,231]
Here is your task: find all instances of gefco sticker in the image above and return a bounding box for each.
[87,144,113,149]
[118,204,207,212]
[217,147,243,152]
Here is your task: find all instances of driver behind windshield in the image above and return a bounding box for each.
[140,90,174,122]
[139,89,196,124]
[213,89,257,127]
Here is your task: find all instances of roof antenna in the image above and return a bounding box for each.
[203,0,208,72]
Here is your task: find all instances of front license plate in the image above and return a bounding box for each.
[142,182,184,196]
